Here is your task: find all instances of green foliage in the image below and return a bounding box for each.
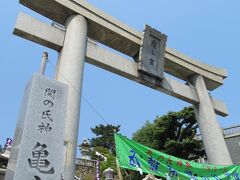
[90,146,117,176]
[133,107,205,160]
[90,124,120,178]
[90,124,120,152]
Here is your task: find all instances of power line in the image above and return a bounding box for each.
[47,59,109,125]
[81,95,109,124]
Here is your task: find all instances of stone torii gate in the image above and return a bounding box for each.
[12,0,232,179]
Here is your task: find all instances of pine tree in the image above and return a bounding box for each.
[90,124,120,152]
[133,107,205,159]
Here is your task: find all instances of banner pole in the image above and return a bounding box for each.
[116,160,123,180]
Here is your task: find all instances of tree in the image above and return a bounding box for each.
[89,124,120,178]
[90,124,143,179]
[90,124,120,152]
[90,146,117,175]
[133,106,205,160]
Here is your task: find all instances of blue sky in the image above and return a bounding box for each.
[0,0,239,154]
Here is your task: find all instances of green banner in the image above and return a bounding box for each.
[115,133,240,179]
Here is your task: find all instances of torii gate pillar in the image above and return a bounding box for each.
[55,14,88,179]
[191,75,232,165]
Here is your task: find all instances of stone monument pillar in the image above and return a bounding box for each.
[5,73,68,179]
[55,14,88,179]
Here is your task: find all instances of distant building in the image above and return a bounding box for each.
[223,125,240,164]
